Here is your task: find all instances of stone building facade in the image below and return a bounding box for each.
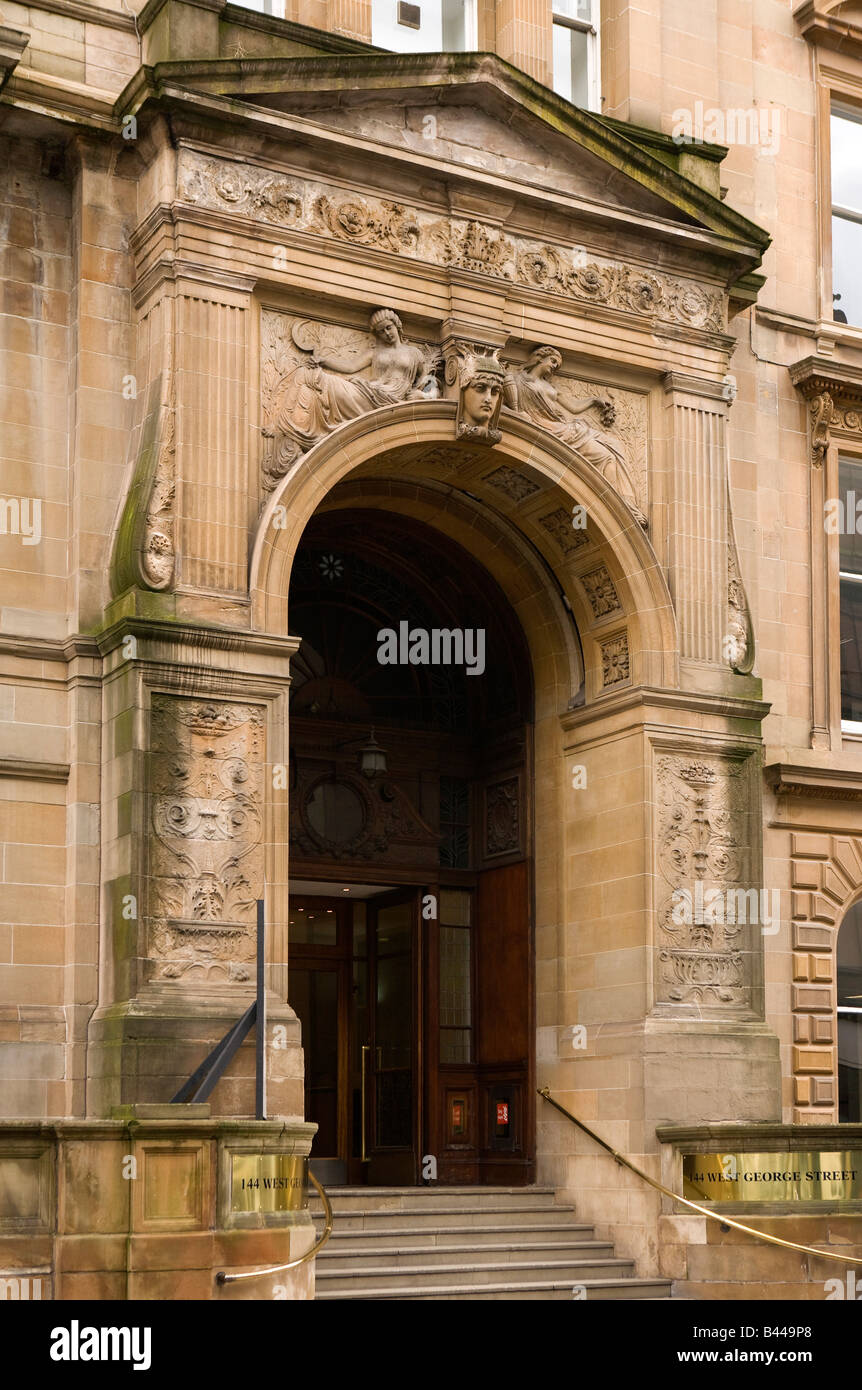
[2,0,862,1299]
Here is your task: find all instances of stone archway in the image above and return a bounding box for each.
[250,402,678,698]
[247,398,680,1183]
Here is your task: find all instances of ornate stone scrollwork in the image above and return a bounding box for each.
[141,372,176,591]
[315,193,420,253]
[179,149,302,225]
[809,391,834,469]
[261,308,442,490]
[178,150,726,333]
[502,346,648,526]
[147,697,265,985]
[655,753,753,1010]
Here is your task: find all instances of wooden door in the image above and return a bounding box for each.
[362,890,420,1185]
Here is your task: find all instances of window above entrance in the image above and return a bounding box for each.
[372,0,477,53]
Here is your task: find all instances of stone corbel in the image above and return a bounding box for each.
[790,355,862,466]
[0,25,28,91]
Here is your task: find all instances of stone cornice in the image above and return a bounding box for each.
[4,66,117,131]
[20,0,136,30]
[795,0,862,55]
[790,354,862,405]
[95,615,302,663]
[0,633,100,663]
[766,761,862,801]
[0,26,29,92]
[0,758,70,782]
[560,684,770,734]
[125,93,762,284]
[658,1121,862,1146]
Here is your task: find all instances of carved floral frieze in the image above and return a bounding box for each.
[147,697,265,985]
[177,149,726,334]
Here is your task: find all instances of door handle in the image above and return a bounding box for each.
[360,1044,371,1163]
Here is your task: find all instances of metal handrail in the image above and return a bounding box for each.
[216,1171,334,1285]
[538,1086,862,1267]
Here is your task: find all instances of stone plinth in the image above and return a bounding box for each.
[658,1124,862,1299]
[0,1114,318,1300]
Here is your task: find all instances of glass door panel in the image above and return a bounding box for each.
[366,893,419,1183]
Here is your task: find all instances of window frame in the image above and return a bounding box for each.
[551,0,601,112]
[830,102,862,330]
[371,0,478,54]
[834,450,862,738]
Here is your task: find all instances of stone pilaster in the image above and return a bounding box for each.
[87,618,301,1120]
[662,373,734,673]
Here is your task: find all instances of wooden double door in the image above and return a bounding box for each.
[289,889,419,1184]
[289,867,533,1186]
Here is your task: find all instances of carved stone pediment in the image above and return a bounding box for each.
[197,52,765,265]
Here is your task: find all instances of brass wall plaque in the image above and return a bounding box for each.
[683,1151,862,1202]
[230,1154,308,1213]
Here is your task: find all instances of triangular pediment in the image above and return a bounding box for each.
[131,52,769,268]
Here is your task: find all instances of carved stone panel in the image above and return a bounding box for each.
[655,752,758,1012]
[147,697,265,985]
[600,632,630,686]
[483,465,540,502]
[580,565,621,619]
[539,507,590,554]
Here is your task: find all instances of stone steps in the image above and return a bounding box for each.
[310,1185,673,1301]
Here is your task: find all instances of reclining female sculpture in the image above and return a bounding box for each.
[503,345,647,526]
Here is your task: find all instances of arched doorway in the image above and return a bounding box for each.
[250,403,678,1192]
[287,506,535,1185]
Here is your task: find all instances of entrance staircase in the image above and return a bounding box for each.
[310,1186,672,1300]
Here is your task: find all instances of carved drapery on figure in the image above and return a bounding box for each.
[655,753,755,1011]
[503,347,648,526]
[147,697,265,985]
[261,308,441,490]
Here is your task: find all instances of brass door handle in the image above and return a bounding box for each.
[360,1044,371,1163]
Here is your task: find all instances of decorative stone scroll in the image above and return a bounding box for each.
[655,752,755,1011]
[141,371,176,591]
[147,697,265,985]
[179,150,302,225]
[177,150,726,335]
